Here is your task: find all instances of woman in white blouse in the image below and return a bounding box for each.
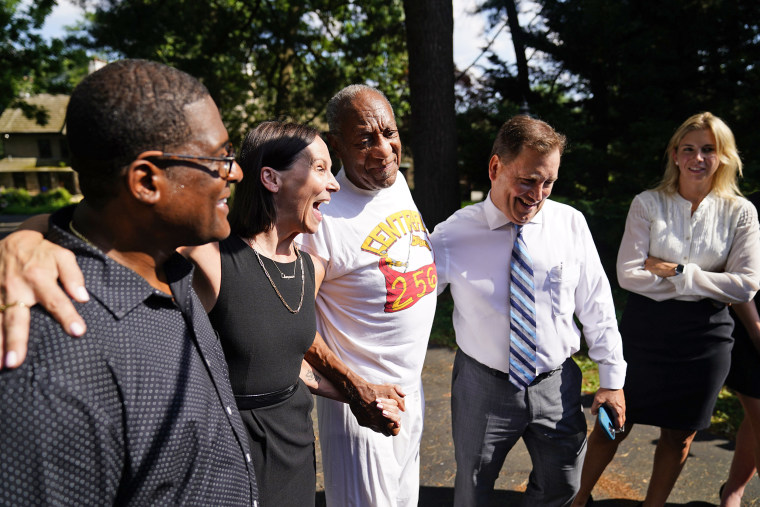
[573,112,760,507]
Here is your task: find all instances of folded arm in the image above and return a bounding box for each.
[618,196,760,303]
[666,206,760,303]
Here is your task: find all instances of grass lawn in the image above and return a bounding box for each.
[429,288,744,439]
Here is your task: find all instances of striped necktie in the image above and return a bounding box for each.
[509,224,537,389]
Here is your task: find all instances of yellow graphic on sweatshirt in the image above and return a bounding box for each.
[360,209,436,313]
[361,210,426,256]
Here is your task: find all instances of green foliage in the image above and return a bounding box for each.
[1,0,53,110]
[30,187,71,207]
[76,0,410,145]
[0,187,73,214]
[554,195,630,287]
[712,387,744,439]
[462,0,760,204]
[532,0,760,197]
[572,351,600,394]
[0,187,32,208]
[1,0,90,113]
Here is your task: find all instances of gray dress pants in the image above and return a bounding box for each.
[451,350,587,507]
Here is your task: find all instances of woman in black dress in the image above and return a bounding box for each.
[721,194,760,507]
[183,121,402,507]
[573,112,760,507]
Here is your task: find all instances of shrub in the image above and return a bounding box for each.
[1,187,74,214]
[0,188,33,209]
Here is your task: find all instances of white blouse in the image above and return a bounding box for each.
[617,189,760,303]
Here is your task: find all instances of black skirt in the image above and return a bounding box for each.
[726,305,760,399]
[621,292,734,431]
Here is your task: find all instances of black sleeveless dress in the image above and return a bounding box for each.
[726,191,760,399]
[208,235,317,507]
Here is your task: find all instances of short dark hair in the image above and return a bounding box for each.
[229,121,319,238]
[490,115,567,163]
[66,59,211,208]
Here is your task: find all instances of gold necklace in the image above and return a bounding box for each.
[245,236,304,314]
[249,238,297,278]
[69,221,95,247]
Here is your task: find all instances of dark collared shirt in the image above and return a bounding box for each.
[0,206,259,506]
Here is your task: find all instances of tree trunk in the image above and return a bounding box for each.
[402,0,459,229]
[504,0,531,106]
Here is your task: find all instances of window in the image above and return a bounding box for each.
[12,172,26,188]
[38,139,52,159]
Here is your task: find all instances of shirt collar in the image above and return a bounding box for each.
[48,205,194,320]
[483,190,545,231]
[336,166,405,197]
[673,188,716,210]
[336,167,381,197]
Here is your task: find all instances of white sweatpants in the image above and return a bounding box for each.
[317,385,424,507]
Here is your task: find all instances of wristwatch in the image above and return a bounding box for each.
[674,264,684,275]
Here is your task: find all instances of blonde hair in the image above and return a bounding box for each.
[655,112,743,198]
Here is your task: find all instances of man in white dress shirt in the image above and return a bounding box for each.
[430,115,626,506]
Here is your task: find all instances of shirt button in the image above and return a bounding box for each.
[246,453,251,462]
[226,406,232,415]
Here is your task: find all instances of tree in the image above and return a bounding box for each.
[476,0,760,198]
[502,0,529,106]
[74,0,410,145]
[402,0,458,227]
[1,0,88,120]
[451,0,540,195]
[466,0,760,277]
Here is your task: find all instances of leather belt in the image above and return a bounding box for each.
[235,382,299,410]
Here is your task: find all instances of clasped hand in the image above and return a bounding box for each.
[349,382,406,437]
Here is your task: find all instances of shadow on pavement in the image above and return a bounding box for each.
[592,501,716,507]
[419,490,717,507]
[316,488,525,506]
[419,486,523,506]
[318,491,717,506]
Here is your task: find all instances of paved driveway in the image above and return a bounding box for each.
[315,346,760,506]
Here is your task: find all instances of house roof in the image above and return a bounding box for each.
[0,94,69,134]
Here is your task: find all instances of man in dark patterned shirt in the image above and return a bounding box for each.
[0,60,259,505]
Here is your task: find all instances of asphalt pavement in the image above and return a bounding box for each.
[314,346,760,506]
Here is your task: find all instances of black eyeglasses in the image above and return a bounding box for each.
[148,145,236,180]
